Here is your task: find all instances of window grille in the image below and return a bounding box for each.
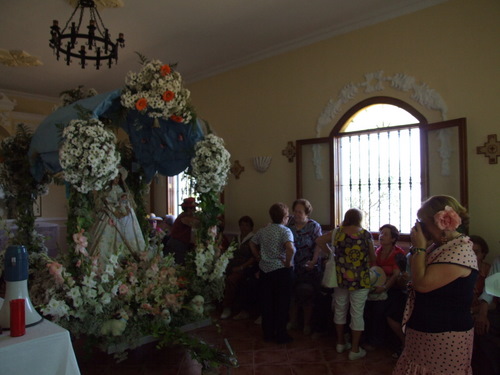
[338,126,421,233]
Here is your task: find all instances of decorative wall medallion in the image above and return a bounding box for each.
[476,134,500,164]
[230,160,245,179]
[282,141,296,162]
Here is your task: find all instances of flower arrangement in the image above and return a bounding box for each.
[191,134,231,194]
[30,229,204,358]
[190,230,237,302]
[187,133,235,302]
[434,205,462,231]
[59,118,121,193]
[120,58,194,124]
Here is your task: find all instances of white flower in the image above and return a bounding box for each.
[42,297,71,319]
[120,59,194,123]
[191,134,231,194]
[59,118,120,193]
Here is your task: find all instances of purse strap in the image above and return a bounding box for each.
[330,226,339,257]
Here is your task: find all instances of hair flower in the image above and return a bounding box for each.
[434,205,461,231]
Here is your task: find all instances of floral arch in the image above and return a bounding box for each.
[0,57,237,367]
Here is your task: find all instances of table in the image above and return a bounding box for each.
[0,299,80,375]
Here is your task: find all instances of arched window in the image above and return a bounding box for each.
[296,96,468,236]
[333,98,425,233]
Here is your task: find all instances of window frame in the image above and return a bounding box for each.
[296,96,468,237]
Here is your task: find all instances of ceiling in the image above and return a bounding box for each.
[0,0,447,99]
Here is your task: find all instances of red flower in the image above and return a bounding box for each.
[135,98,148,111]
[160,64,171,76]
[170,115,184,123]
[162,90,175,102]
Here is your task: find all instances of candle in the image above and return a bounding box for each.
[10,299,26,337]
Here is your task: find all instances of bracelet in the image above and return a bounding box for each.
[410,247,426,255]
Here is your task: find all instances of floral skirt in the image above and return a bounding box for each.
[393,327,473,375]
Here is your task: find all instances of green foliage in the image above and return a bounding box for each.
[196,191,224,243]
[154,325,238,371]
[0,124,51,253]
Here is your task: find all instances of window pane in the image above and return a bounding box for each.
[343,104,419,132]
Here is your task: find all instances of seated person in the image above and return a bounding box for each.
[473,253,500,375]
[364,224,405,349]
[147,213,165,239]
[220,216,257,319]
[470,235,491,317]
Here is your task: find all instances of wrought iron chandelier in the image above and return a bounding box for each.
[49,0,125,69]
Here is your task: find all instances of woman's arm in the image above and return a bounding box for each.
[315,231,333,257]
[410,221,470,293]
[411,257,471,293]
[284,241,296,268]
[250,241,261,261]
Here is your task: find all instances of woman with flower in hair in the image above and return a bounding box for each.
[393,195,478,375]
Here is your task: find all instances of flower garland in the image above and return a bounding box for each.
[120,59,194,124]
[59,118,121,193]
[187,133,235,301]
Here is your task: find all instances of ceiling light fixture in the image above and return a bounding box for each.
[49,0,125,69]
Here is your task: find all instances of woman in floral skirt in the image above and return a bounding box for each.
[393,195,478,374]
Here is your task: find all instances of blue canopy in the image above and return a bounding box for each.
[29,90,204,183]
[28,90,122,181]
[123,112,204,181]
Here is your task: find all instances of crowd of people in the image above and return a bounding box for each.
[215,195,499,375]
[96,184,499,374]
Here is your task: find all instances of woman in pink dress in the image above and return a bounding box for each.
[393,195,478,374]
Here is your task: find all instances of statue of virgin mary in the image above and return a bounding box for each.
[88,166,146,262]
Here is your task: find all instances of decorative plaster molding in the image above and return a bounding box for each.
[316,71,448,138]
[0,49,43,67]
[312,71,449,179]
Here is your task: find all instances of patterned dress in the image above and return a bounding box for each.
[393,235,478,375]
[333,226,373,290]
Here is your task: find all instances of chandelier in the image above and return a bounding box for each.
[49,0,125,69]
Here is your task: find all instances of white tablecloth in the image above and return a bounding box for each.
[0,299,80,375]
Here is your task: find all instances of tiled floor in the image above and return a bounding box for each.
[76,314,398,375]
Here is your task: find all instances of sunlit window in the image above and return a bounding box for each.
[337,103,421,233]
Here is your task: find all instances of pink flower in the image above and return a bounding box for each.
[47,262,64,284]
[434,205,461,231]
[72,230,88,247]
[75,244,88,257]
[76,260,82,268]
[118,284,129,295]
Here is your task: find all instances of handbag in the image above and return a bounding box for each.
[321,227,339,288]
